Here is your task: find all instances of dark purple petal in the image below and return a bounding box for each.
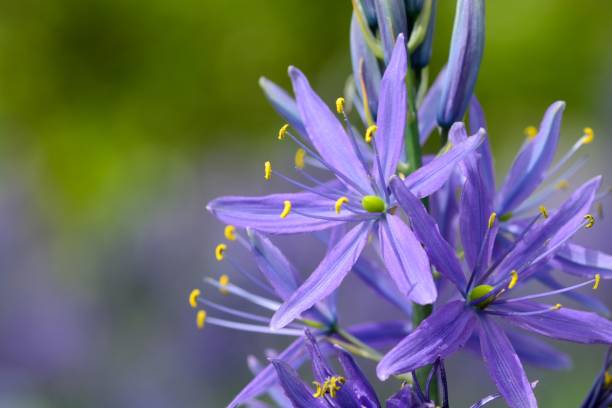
[496,101,565,214]
[378,215,437,304]
[337,348,381,408]
[271,221,373,329]
[553,243,612,279]
[374,0,408,63]
[492,301,612,344]
[270,359,328,408]
[403,128,485,198]
[478,316,537,408]
[374,34,407,184]
[390,177,467,291]
[377,301,477,380]
[289,66,373,194]
[418,67,446,144]
[386,386,420,408]
[259,77,307,137]
[351,13,381,118]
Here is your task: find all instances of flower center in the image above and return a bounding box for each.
[468,284,495,308]
[361,195,386,213]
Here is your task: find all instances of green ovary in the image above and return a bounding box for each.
[468,284,495,308]
[361,195,386,213]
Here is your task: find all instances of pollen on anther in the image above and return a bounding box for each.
[278,124,290,140]
[196,310,207,329]
[335,97,345,114]
[224,225,237,241]
[524,126,538,140]
[593,274,601,290]
[189,288,201,309]
[280,200,292,218]
[219,274,230,295]
[264,161,272,180]
[582,127,595,144]
[488,212,497,229]
[556,179,570,190]
[539,205,549,219]
[584,214,595,229]
[335,197,349,214]
[215,243,227,261]
[365,125,377,143]
[553,303,562,310]
[509,270,518,289]
[294,148,306,170]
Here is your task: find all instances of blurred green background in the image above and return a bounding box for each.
[0,0,610,406]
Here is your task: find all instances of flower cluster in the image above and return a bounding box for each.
[193,1,612,407]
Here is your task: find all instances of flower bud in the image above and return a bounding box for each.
[374,0,408,63]
[410,0,437,70]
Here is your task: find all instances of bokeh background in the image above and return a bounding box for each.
[0,0,610,406]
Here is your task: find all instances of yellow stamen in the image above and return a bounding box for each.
[556,179,570,190]
[553,303,562,310]
[582,127,595,144]
[593,273,601,290]
[294,148,306,170]
[488,212,497,229]
[312,381,324,398]
[215,243,227,261]
[327,376,345,398]
[605,371,612,387]
[584,214,595,229]
[189,289,201,309]
[264,161,272,180]
[219,274,230,295]
[224,225,237,241]
[334,197,349,214]
[280,200,292,218]
[509,270,518,289]
[196,310,207,329]
[335,97,345,114]
[539,205,549,219]
[365,125,377,143]
[524,126,538,140]
[278,124,289,140]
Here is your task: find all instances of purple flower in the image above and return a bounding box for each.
[580,348,612,408]
[208,36,485,329]
[378,171,612,407]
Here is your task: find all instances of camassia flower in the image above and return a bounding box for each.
[377,173,612,407]
[208,35,485,329]
[189,226,409,407]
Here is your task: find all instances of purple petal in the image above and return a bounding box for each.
[377,301,477,380]
[506,330,571,370]
[350,13,381,118]
[553,243,612,279]
[492,301,612,344]
[478,316,537,408]
[207,190,343,234]
[378,215,437,304]
[374,0,408,63]
[374,34,407,184]
[418,67,446,144]
[390,177,467,291]
[289,66,373,194]
[270,359,328,408]
[469,96,495,192]
[429,171,461,248]
[270,221,373,329]
[496,101,565,214]
[259,77,307,137]
[403,128,485,198]
[386,386,420,408]
[337,348,381,408]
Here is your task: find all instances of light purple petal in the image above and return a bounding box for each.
[390,177,467,291]
[496,101,565,214]
[553,243,612,279]
[377,301,477,380]
[403,128,485,198]
[378,215,437,304]
[289,66,373,194]
[270,221,373,329]
[478,316,537,408]
[418,67,446,144]
[374,34,407,184]
[259,77,307,137]
[492,301,612,344]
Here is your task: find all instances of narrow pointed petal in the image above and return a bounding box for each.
[492,301,612,344]
[207,191,343,234]
[478,316,537,408]
[374,34,408,184]
[270,360,328,408]
[553,243,612,279]
[337,348,381,408]
[378,215,437,304]
[430,171,461,247]
[497,101,566,214]
[390,176,467,291]
[289,66,372,193]
[377,301,477,380]
[259,77,307,137]
[374,0,408,63]
[351,13,381,117]
[418,67,446,144]
[403,128,485,198]
[506,330,571,370]
[469,96,495,192]
[271,221,373,329]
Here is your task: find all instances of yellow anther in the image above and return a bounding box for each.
[508,270,519,289]
[524,126,538,140]
[488,212,497,229]
[278,124,290,140]
[264,161,272,180]
[605,371,612,387]
[398,172,406,180]
[312,381,324,398]
[365,125,377,143]
[189,289,201,309]
[593,274,601,290]
[215,243,227,261]
[556,179,570,190]
[219,274,230,295]
[584,214,595,229]
[553,303,562,310]
[582,127,595,144]
[327,376,345,398]
[334,197,349,214]
[294,148,306,170]
[280,200,292,219]
[196,310,207,329]
[335,97,345,114]
[224,225,237,241]
[539,206,549,219]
